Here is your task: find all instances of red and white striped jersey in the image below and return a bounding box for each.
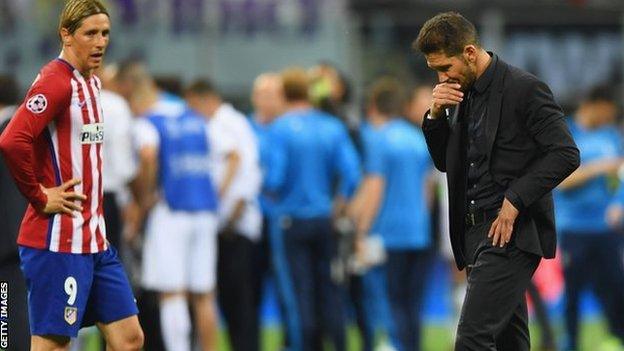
[0,58,107,254]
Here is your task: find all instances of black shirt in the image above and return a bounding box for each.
[464,54,505,212]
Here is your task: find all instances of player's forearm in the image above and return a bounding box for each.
[219,151,240,198]
[559,161,614,190]
[226,199,246,227]
[355,176,384,238]
[135,147,159,209]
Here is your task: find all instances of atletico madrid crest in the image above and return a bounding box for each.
[64,306,77,325]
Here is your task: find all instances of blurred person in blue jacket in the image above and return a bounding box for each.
[555,85,624,351]
[350,77,434,351]
[248,72,289,348]
[264,67,361,351]
[250,73,286,210]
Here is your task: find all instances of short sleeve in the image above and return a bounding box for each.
[133,118,160,149]
[364,134,386,176]
[208,120,237,157]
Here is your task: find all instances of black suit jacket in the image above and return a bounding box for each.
[0,117,27,265]
[423,55,580,270]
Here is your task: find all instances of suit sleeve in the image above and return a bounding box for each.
[0,74,71,211]
[505,79,580,210]
[422,112,450,172]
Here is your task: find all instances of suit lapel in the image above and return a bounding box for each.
[485,59,508,158]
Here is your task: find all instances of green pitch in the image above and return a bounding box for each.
[82,320,620,350]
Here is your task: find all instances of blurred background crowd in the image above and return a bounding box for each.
[2,0,624,350]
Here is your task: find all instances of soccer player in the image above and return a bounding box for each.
[0,1,143,350]
[132,66,224,351]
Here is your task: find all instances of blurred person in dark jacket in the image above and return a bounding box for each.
[0,74,30,350]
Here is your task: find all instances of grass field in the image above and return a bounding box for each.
[79,319,621,350]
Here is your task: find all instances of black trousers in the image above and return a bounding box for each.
[217,231,258,351]
[283,217,346,351]
[561,232,624,350]
[386,249,433,351]
[455,219,540,351]
[103,192,121,250]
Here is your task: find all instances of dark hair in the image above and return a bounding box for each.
[414,12,479,57]
[184,78,218,97]
[0,75,19,106]
[281,67,309,103]
[584,85,616,104]
[116,58,146,82]
[368,77,406,117]
[155,76,183,96]
[58,0,109,41]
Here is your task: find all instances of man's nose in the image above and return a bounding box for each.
[96,33,108,47]
[438,72,448,82]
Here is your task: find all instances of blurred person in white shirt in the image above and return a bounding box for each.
[185,79,263,351]
[98,64,138,252]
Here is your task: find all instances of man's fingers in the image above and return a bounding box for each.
[433,91,463,102]
[498,221,513,247]
[62,200,83,212]
[444,82,462,90]
[434,95,463,104]
[434,81,461,91]
[492,225,501,246]
[433,88,463,98]
[504,223,513,243]
[62,178,81,190]
[60,205,75,217]
[488,218,498,238]
[63,191,87,201]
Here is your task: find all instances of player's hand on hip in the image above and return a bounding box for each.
[430,81,464,119]
[40,178,87,216]
[488,198,519,248]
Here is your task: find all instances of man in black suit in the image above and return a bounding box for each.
[414,12,580,350]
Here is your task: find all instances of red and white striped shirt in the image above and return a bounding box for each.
[0,58,107,254]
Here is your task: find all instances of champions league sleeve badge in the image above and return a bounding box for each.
[26,94,48,114]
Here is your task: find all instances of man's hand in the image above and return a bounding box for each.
[606,204,624,229]
[430,81,464,119]
[40,178,87,216]
[488,198,519,247]
[353,235,367,263]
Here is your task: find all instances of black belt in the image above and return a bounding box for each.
[465,207,499,227]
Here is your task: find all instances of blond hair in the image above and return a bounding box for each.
[58,0,109,40]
